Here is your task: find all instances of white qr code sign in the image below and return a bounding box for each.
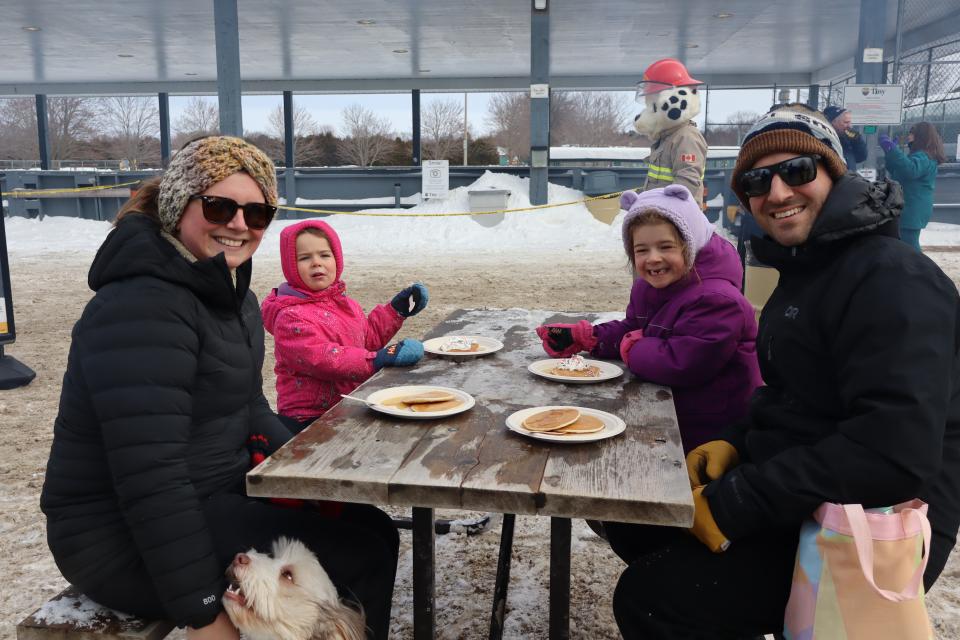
[422,159,449,199]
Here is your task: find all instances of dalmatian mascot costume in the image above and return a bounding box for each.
[635,58,708,205]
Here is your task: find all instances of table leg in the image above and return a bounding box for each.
[412,507,436,640]
[549,517,571,640]
[488,513,516,640]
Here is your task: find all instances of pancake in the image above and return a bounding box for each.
[522,408,580,432]
[445,342,481,353]
[548,365,602,378]
[409,398,463,412]
[554,414,605,434]
[380,396,409,407]
[400,390,456,404]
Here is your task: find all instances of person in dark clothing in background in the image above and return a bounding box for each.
[824,104,868,170]
[880,121,947,251]
[612,104,960,639]
[41,136,399,640]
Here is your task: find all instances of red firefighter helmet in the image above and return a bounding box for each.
[637,58,703,96]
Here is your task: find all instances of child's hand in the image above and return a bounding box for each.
[689,486,730,553]
[535,320,597,357]
[374,339,424,369]
[391,283,429,317]
[685,440,739,488]
[619,330,644,363]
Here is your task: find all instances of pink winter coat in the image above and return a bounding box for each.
[261,220,403,421]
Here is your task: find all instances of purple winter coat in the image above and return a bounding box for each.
[592,234,762,453]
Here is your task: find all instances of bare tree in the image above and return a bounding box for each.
[422,98,464,161]
[97,97,160,168]
[0,96,98,165]
[486,90,636,160]
[337,104,393,166]
[265,104,325,166]
[174,97,219,143]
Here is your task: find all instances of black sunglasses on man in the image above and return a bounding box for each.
[737,155,821,198]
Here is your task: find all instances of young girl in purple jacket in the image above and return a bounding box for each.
[536,183,762,454]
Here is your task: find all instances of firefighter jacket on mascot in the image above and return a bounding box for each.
[635,58,708,206]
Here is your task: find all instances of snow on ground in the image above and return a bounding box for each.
[6,172,958,258]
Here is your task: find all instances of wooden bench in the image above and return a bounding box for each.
[17,586,173,640]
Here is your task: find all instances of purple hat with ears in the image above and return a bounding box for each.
[619,184,714,265]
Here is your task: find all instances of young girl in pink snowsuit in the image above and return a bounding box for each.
[262,219,427,433]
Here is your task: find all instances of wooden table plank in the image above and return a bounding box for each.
[248,308,693,528]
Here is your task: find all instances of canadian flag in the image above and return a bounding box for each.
[680,153,697,163]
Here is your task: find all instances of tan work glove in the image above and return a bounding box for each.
[689,486,731,553]
[686,440,739,488]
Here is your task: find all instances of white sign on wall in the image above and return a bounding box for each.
[842,84,904,125]
[862,48,884,63]
[422,159,449,199]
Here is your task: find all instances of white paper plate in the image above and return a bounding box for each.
[528,358,623,384]
[423,335,504,357]
[506,405,626,443]
[364,385,475,419]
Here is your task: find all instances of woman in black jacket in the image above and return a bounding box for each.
[41,136,399,639]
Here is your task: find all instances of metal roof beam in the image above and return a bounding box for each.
[0,72,815,97]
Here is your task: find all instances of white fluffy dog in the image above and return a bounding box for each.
[222,537,366,640]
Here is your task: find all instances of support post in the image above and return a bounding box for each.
[856,0,887,172]
[213,0,243,136]
[807,84,820,110]
[529,0,550,205]
[35,95,50,170]
[158,92,171,168]
[549,517,571,640]
[283,90,296,210]
[412,89,421,166]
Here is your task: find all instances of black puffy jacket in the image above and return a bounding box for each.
[41,214,290,627]
[708,175,960,586]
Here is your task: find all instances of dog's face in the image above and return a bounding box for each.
[223,537,365,640]
[634,85,701,136]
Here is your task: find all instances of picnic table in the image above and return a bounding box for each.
[247,308,694,639]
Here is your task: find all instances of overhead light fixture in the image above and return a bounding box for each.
[686,43,699,49]
[117,54,134,58]
[356,19,375,25]
[22,26,41,32]
[184,72,198,76]
[714,12,733,18]
[418,69,431,73]
[393,49,409,54]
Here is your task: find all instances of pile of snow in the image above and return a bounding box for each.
[6,171,624,257]
[5,171,958,257]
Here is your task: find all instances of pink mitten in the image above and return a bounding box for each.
[619,329,644,363]
[535,320,598,357]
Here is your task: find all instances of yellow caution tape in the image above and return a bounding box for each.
[0,181,645,218]
[278,188,640,218]
[1,179,142,197]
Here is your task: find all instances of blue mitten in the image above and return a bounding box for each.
[391,283,429,317]
[374,339,424,370]
[878,134,898,153]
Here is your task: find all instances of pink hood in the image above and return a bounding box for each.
[280,219,344,295]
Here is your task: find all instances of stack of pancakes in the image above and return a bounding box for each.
[381,389,463,412]
[521,408,605,435]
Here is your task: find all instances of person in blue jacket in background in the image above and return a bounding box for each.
[880,121,947,251]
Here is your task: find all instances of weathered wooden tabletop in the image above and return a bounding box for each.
[247,308,693,528]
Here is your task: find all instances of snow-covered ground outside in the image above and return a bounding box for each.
[3,173,960,639]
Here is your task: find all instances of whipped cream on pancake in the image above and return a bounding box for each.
[556,354,590,371]
[441,336,476,352]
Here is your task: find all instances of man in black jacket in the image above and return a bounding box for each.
[824,104,868,170]
[612,104,960,639]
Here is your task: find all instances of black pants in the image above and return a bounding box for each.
[604,521,799,640]
[278,413,318,434]
[84,494,399,639]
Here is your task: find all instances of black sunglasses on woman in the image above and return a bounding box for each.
[188,195,277,230]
